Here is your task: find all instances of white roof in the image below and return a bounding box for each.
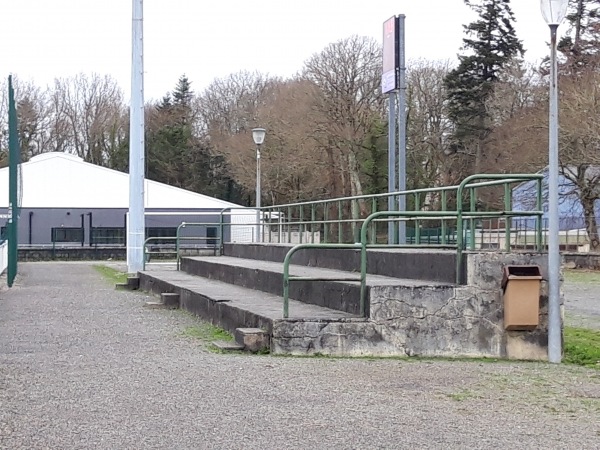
[0,152,242,209]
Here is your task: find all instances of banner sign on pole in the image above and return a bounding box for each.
[382,16,399,94]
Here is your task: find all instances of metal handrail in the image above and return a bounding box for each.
[219,175,544,247]
[282,208,543,318]
[143,236,178,270]
[176,222,222,270]
[282,243,362,318]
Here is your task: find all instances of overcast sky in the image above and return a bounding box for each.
[1,0,560,101]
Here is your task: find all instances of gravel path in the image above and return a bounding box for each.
[0,262,599,449]
[564,280,600,329]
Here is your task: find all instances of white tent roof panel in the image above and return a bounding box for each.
[0,152,242,210]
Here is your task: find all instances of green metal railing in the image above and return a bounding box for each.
[280,174,544,318]
[216,175,543,249]
[282,243,363,318]
[143,236,177,270]
[162,174,544,317]
[175,222,222,270]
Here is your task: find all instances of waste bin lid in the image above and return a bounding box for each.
[501,265,542,290]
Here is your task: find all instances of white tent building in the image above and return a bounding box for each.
[0,152,256,246]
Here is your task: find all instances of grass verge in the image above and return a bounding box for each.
[564,269,600,284]
[93,264,128,285]
[564,326,600,369]
[182,323,234,342]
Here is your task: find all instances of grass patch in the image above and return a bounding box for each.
[564,269,600,284]
[182,323,233,342]
[446,389,480,402]
[94,265,128,284]
[564,326,600,369]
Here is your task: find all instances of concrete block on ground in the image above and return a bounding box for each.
[127,276,140,290]
[160,292,180,308]
[234,328,270,352]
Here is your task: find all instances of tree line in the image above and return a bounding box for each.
[1,0,599,248]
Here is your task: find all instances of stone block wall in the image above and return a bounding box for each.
[272,252,554,360]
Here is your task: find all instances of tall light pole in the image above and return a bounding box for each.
[252,128,266,243]
[541,0,568,364]
[128,0,145,274]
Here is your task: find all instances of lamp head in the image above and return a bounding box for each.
[540,0,568,26]
[252,128,266,145]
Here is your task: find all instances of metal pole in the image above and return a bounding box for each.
[7,75,18,288]
[547,24,562,363]
[256,144,261,243]
[397,14,407,245]
[127,0,145,274]
[387,92,397,244]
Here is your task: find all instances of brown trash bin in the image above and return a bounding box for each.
[501,265,542,331]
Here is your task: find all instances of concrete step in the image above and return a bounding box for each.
[180,256,453,316]
[222,243,459,284]
[211,340,244,351]
[115,276,141,291]
[235,328,270,352]
[139,269,358,336]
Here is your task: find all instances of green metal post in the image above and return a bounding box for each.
[323,204,329,244]
[287,206,292,244]
[469,188,476,250]
[7,76,19,287]
[283,251,291,318]
[176,223,185,270]
[504,183,511,251]
[536,179,543,252]
[299,206,304,244]
[441,190,447,245]
[338,201,343,243]
[414,193,421,245]
[370,198,377,244]
[311,205,316,243]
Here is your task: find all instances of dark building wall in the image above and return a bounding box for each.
[0,208,231,246]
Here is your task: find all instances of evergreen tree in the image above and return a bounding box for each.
[444,0,524,175]
[145,75,244,202]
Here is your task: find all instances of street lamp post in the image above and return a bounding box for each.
[541,0,568,364]
[252,128,266,243]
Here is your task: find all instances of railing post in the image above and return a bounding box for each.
[299,206,304,244]
[441,189,448,245]
[370,198,377,244]
[311,205,316,244]
[536,178,543,252]
[176,223,185,271]
[414,193,421,245]
[504,183,512,251]
[324,204,329,244]
[283,251,291,318]
[287,206,292,244]
[469,188,476,250]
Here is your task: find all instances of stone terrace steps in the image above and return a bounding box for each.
[180,256,454,316]
[223,243,459,284]
[139,269,360,334]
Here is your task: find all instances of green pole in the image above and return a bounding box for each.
[7,76,19,288]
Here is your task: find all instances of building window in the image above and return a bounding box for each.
[91,227,125,246]
[207,227,218,246]
[146,227,177,245]
[51,227,83,243]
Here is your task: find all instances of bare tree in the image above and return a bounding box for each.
[486,69,600,251]
[51,74,127,165]
[406,59,453,195]
[199,71,277,138]
[302,35,385,221]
